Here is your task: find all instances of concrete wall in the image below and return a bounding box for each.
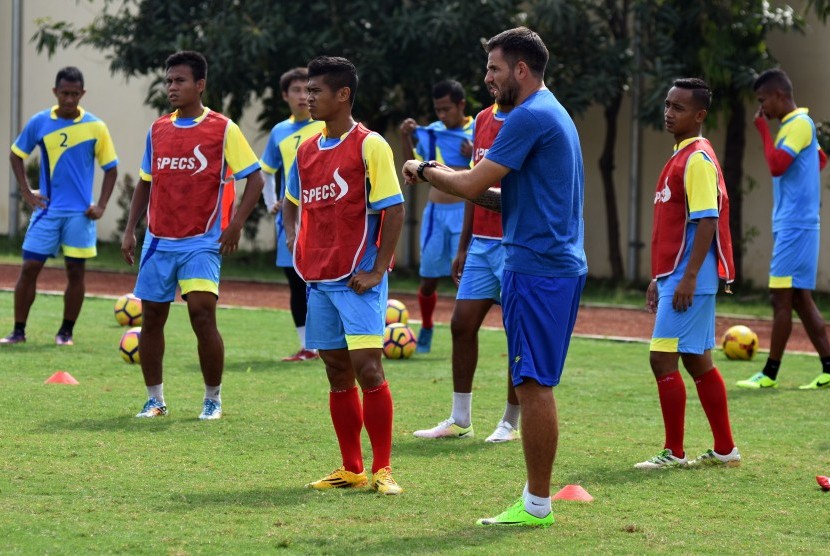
[2,1,829,289]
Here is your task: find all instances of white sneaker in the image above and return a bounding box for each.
[485,420,520,443]
[198,399,222,420]
[633,448,687,469]
[413,418,473,439]
[688,447,741,468]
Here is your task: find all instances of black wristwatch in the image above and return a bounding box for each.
[417,160,437,181]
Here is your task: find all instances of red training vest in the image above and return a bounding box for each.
[293,124,373,282]
[651,138,735,284]
[147,110,229,239]
[471,105,504,240]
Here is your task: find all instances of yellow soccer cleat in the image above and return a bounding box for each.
[372,467,403,495]
[305,467,368,490]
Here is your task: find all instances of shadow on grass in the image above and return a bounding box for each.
[392,437,497,458]
[36,415,174,433]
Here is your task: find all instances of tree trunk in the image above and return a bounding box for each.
[721,89,746,287]
[598,93,625,282]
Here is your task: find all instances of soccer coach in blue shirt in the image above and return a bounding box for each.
[403,26,587,528]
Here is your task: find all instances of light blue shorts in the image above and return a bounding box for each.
[650,294,716,354]
[769,228,819,290]
[22,209,97,260]
[419,201,465,278]
[457,237,504,303]
[502,271,585,388]
[134,242,221,303]
[305,276,388,351]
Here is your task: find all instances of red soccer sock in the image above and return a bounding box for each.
[362,381,394,473]
[418,289,437,330]
[694,367,735,455]
[656,371,687,458]
[329,387,364,474]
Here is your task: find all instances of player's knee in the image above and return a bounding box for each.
[20,260,45,280]
[356,361,384,387]
[450,314,475,338]
[188,307,216,334]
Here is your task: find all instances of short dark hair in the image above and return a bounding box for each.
[486,27,549,78]
[432,80,465,104]
[165,50,208,82]
[307,56,358,107]
[753,68,792,95]
[55,66,84,89]
[280,67,309,95]
[672,77,712,110]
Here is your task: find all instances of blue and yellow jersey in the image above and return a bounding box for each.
[286,125,403,290]
[260,116,326,207]
[413,116,474,168]
[772,108,821,231]
[139,107,260,253]
[12,106,118,214]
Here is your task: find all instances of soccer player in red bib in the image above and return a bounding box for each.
[2,67,118,346]
[413,102,521,443]
[283,56,405,495]
[736,68,830,390]
[636,78,739,470]
[121,51,264,420]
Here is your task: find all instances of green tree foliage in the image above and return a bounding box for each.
[528,0,634,282]
[34,0,522,131]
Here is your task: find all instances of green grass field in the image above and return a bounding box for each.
[1,292,829,554]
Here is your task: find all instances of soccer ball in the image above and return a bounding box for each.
[382,323,416,359]
[721,325,759,361]
[114,294,143,326]
[386,299,409,325]
[119,327,141,364]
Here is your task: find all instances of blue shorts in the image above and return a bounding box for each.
[22,209,97,260]
[502,271,585,387]
[769,228,819,290]
[457,237,504,303]
[306,276,388,351]
[419,201,465,278]
[650,294,716,354]
[134,246,221,303]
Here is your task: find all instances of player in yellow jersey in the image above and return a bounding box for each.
[260,67,325,362]
[3,66,118,346]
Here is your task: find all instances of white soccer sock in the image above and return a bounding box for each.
[205,384,221,403]
[296,326,306,349]
[147,384,164,405]
[524,491,551,518]
[450,392,473,428]
[502,402,521,429]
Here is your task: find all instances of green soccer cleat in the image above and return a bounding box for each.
[735,372,778,389]
[687,447,741,468]
[476,499,554,528]
[633,448,687,469]
[799,372,830,390]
